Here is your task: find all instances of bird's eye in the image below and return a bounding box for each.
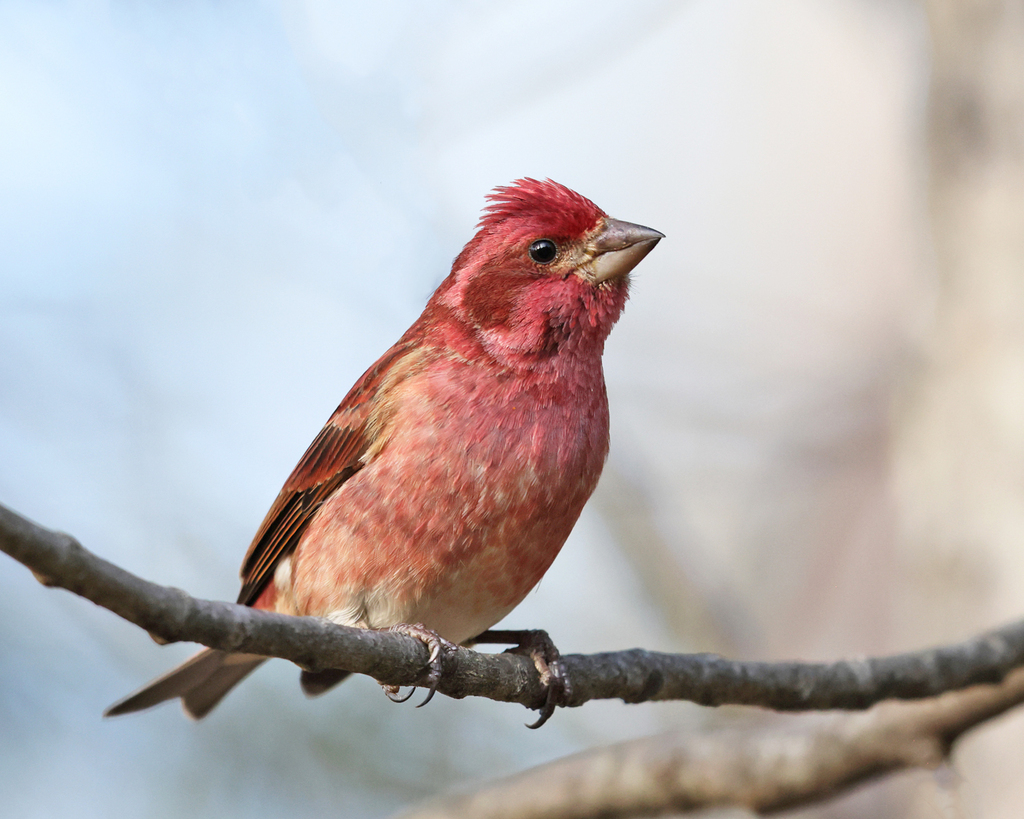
[528,239,558,264]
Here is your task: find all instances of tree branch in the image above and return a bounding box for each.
[4,500,1024,719]
[396,667,1024,817]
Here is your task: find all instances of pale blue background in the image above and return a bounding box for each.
[1,2,933,817]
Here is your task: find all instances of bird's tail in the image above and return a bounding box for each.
[104,649,267,720]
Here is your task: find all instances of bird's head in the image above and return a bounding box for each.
[432,179,663,367]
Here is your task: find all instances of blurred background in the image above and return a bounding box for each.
[2,1,1022,817]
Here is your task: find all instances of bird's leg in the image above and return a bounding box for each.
[380,623,458,706]
[469,628,571,728]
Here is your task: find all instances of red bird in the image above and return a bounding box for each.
[106,179,662,722]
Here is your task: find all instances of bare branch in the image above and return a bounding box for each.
[397,668,1024,818]
[4,500,1024,719]
[0,502,552,707]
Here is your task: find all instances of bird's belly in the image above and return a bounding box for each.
[370,508,573,644]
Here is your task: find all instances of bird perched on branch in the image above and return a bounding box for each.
[106,178,662,725]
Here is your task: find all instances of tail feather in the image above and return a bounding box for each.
[105,649,266,719]
[299,668,352,696]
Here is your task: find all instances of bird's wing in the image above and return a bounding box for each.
[236,342,420,607]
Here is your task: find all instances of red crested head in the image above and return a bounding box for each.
[423,179,663,371]
[478,178,607,242]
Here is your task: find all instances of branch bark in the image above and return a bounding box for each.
[5,500,1024,721]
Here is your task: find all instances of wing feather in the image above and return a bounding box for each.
[236,342,418,607]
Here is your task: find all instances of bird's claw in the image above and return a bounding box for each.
[382,684,416,703]
[516,632,571,729]
[379,623,457,707]
[472,628,572,729]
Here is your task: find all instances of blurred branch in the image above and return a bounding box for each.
[593,465,754,655]
[5,500,1024,720]
[398,668,1024,818]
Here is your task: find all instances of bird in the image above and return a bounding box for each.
[105,178,663,723]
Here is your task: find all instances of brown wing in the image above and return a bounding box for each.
[236,342,417,607]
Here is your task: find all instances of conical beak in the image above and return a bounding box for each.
[588,218,664,283]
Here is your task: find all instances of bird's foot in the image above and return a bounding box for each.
[380,623,458,707]
[470,628,571,728]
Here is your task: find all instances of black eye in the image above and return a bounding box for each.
[528,239,558,264]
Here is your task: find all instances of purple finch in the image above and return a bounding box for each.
[107,178,662,721]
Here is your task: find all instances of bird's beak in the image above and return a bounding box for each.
[587,218,665,283]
